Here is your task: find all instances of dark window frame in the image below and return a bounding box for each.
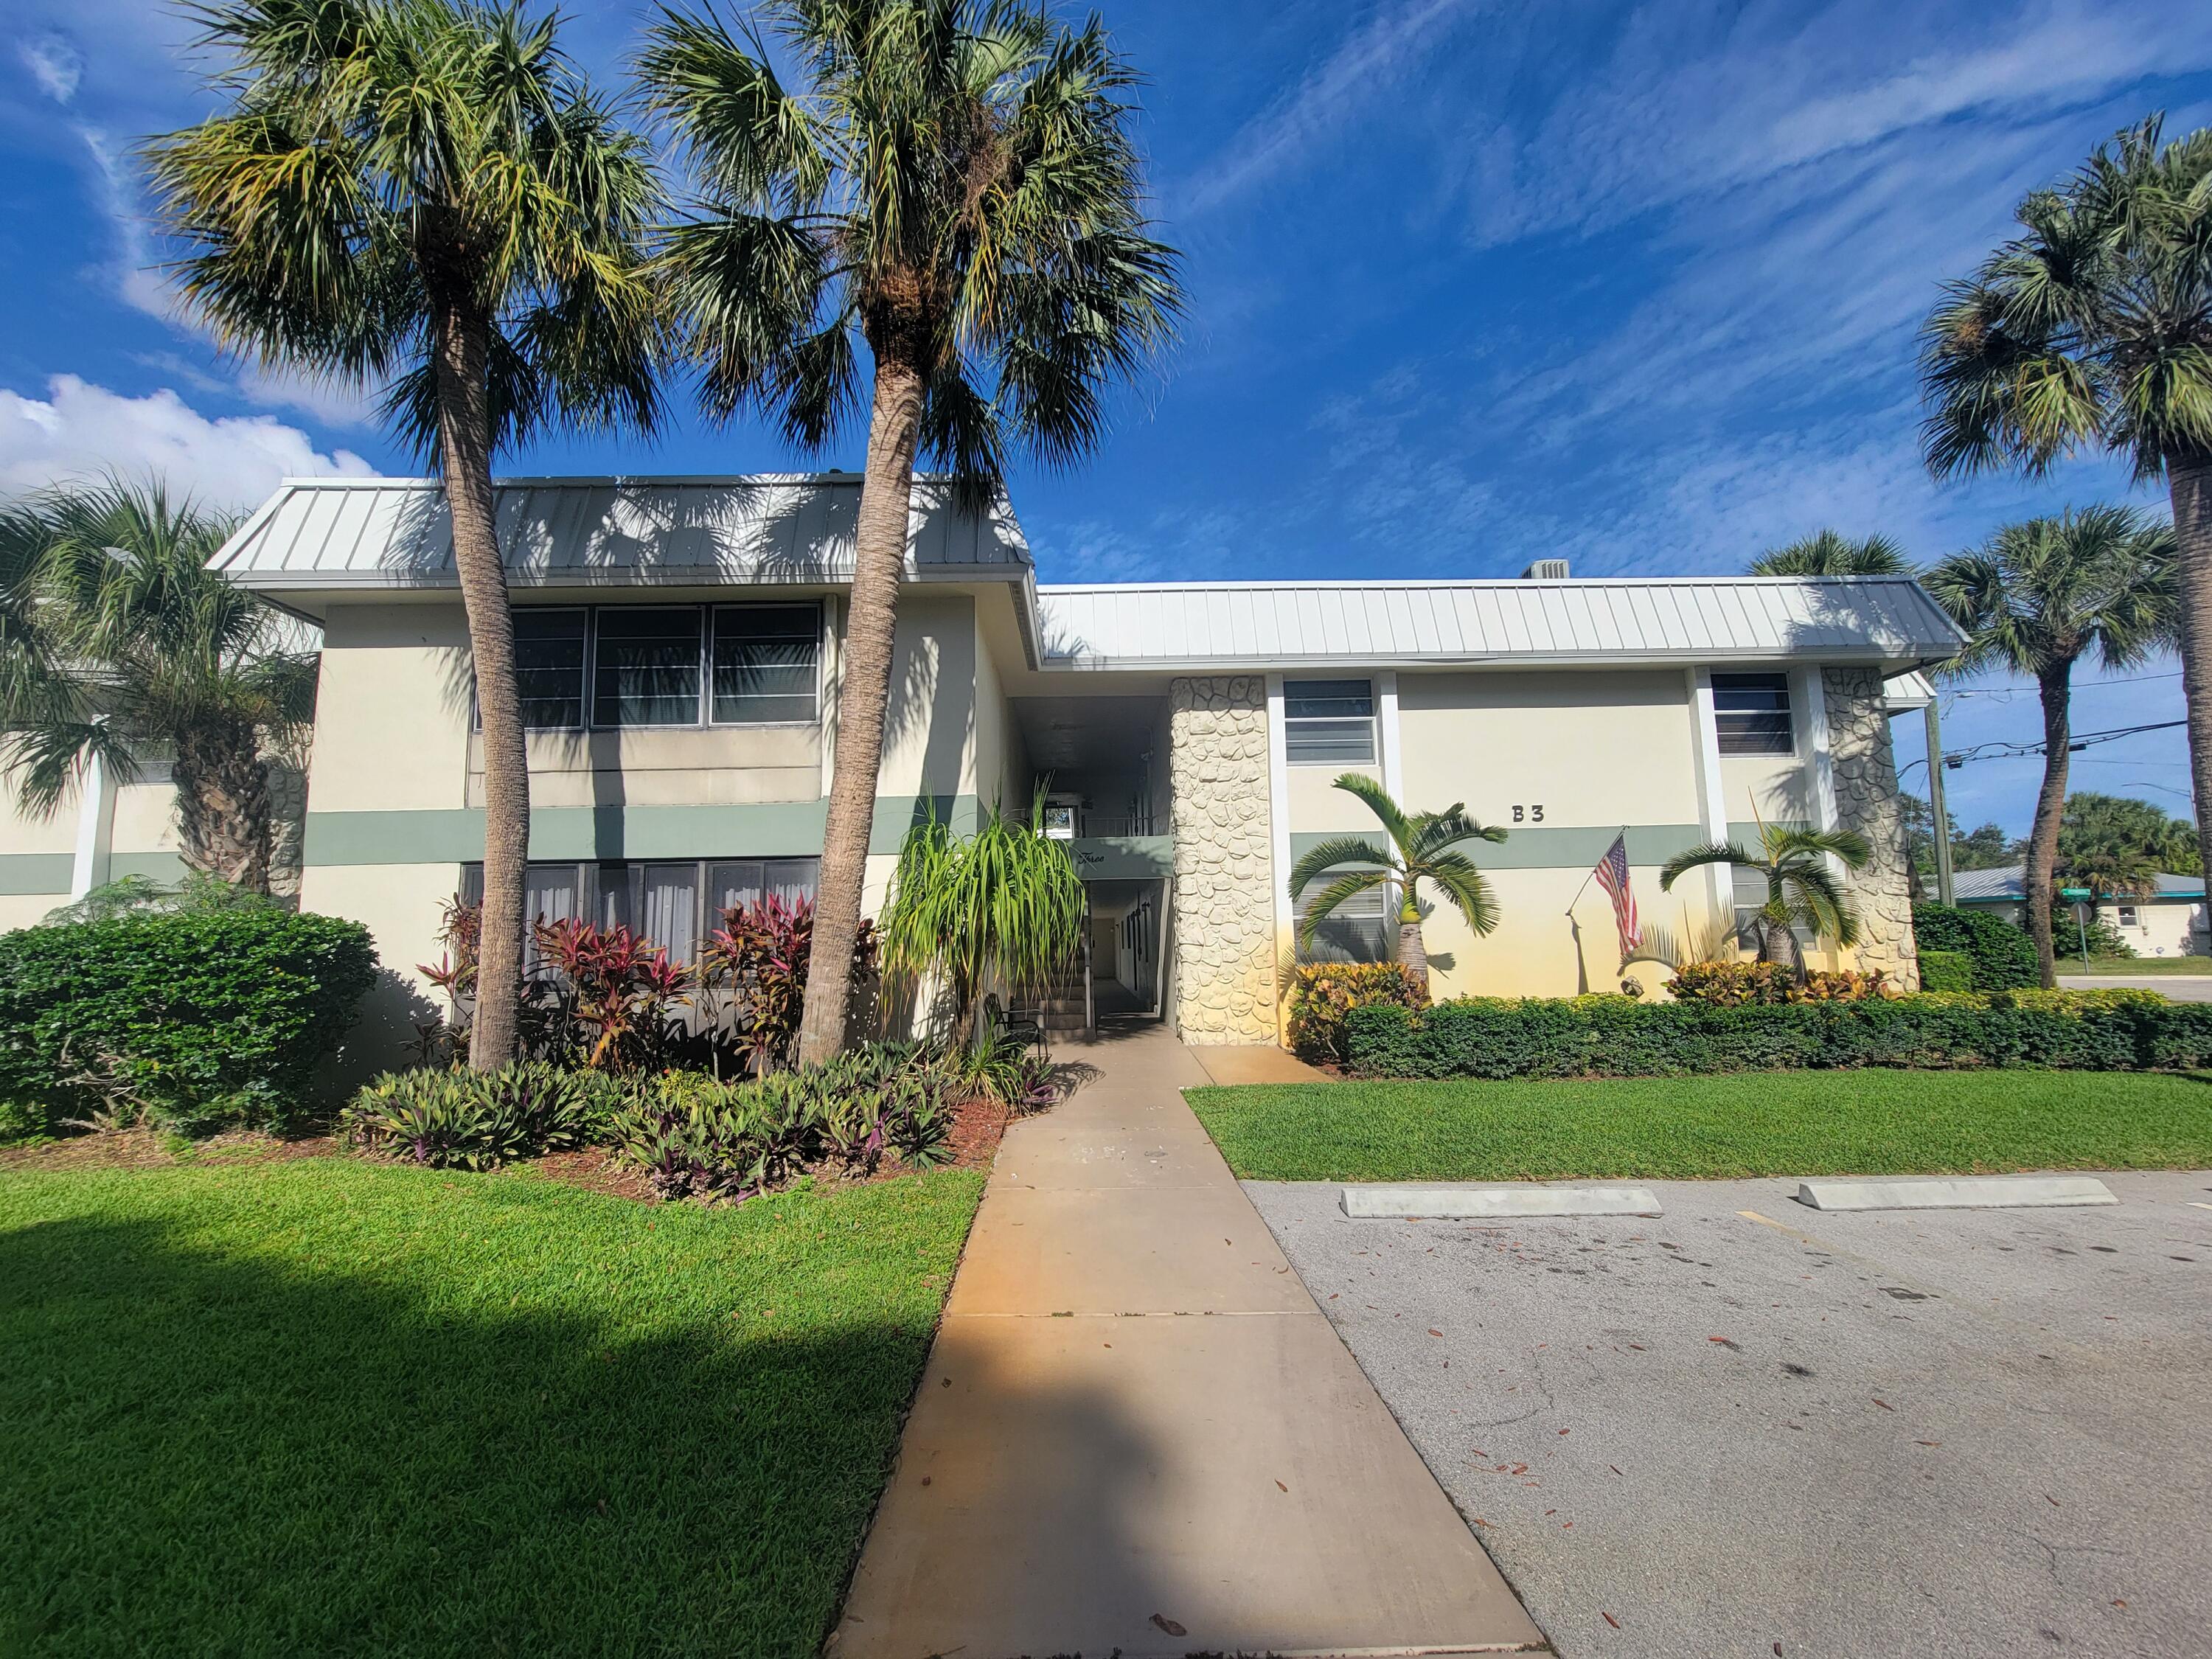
[484,601,825,734]
[460,855,821,964]
[1284,677,1378,767]
[1711,672,1795,757]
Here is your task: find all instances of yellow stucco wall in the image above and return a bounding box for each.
[310,604,474,813]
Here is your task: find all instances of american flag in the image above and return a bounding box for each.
[1591,832,1641,959]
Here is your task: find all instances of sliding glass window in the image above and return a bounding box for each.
[592,608,703,727]
[712,605,819,724]
[512,609,587,730]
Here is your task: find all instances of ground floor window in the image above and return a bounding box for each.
[2118,904,2140,929]
[1296,880,1393,964]
[462,856,819,964]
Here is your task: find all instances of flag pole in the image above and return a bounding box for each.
[1565,825,1632,916]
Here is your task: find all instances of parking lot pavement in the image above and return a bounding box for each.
[1245,1172,2212,1659]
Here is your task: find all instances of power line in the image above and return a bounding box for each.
[1943,669,2185,697]
[1899,717,2188,779]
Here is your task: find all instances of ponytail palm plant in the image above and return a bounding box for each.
[0,479,314,892]
[1289,773,1506,993]
[144,0,663,1069]
[1659,819,1872,974]
[879,794,1086,1044]
[641,0,1181,1063]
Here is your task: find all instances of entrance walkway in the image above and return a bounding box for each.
[828,1024,1544,1658]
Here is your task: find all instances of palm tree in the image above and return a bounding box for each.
[641,1,1181,1063]
[143,0,662,1070]
[1749,529,1914,577]
[1920,115,2212,951]
[1287,774,1505,994]
[0,479,316,891]
[1659,818,1872,973]
[1921,509,2177,986]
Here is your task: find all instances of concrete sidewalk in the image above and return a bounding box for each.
[829,1024,1545,1659]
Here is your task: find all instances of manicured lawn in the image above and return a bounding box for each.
[2067,956,2212,975]
[0,1157,982,1658]
[1188,1070,2212,1183]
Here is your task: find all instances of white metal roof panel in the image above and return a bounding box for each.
[209,474,1032,591]
[1034,577,1964,669]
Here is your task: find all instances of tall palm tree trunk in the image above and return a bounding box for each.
[797,356,925,1065]
[173,723,271,892]
[2170,456,2212,953]
[433,302,529,1071]
[2024,665,2073,989]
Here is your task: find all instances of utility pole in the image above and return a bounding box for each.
[1924,700,1955,906]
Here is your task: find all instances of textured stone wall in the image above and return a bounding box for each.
[266,756,307,903]
[1168,676,1279,1043]
[1825,667,1917,987]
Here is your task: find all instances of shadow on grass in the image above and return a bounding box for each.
[0,1199,949,1658]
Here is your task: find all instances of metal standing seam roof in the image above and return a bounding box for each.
[207,475,1033,590]
[1951,865,2207,903]
[1032,577,1964,669]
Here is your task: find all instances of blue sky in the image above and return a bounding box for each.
[2,0,2210,838]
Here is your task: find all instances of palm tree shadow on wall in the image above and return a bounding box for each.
[0,1200,1178,1657]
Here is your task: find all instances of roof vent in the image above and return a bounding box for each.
[1522,558,1571,580]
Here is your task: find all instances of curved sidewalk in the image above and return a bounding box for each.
[829,1023,1545,1658]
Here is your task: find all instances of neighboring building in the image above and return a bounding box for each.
[1951,865,2209,959]
[1,474,1963,1057]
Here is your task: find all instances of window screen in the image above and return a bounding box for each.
[1284,678,1377,765]
[709,858,820,918]
[1295,877,1393,964]
[1712,672,1793,756]
[593,608,702,726]
[512,609,586,729]
[712,605,819,723]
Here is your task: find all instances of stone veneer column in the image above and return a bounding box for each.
[266,756,308,903]
[1824,667,1917,988]
[1168,675,1279,1043]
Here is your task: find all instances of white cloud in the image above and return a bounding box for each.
[0,375,375,509]
[1180,0,1486,215]
[16,31,82,104]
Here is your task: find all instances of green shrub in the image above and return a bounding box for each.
[1668,962,1889,1005]
[611,1043,956,1200]
[1344,986,2184,1080]
[1287,961,1427,1062]
[1917,949,1975,992]
[0,909,378,1134]
[1912,902,2039,989]
[340,1062,631,1171]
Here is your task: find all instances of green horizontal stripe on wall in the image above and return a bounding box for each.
[0,852,74,895]
[1287,821,1820,873]
[1065,835,1174,880]
[304,796,982,867]
[108,853,189,884]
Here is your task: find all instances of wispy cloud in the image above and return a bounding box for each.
[16,30,83,104]
[1178,0,1484,215]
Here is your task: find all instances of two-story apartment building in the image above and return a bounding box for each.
[4,474,1964,1058]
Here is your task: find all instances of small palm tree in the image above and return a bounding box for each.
[641,1,1181,1063]
[1749,529,1914,577]
[0,479,316,892]
[1920,116,2212,939]
[144,0,662,1070]
[1923,509,2177,986]
[1288,774,1505,993]
[1660,818,1872,973]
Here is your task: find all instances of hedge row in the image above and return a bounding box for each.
[0,909,378,1134]
[1344,989,2212,1080]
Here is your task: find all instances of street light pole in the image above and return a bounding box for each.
[1924,700,1955,906]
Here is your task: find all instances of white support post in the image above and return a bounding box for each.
[818,595,840,801]
[1377,669,1403,803]
[1686,669,1733,929]
[1265,672,1293,1045]
[68,750,116,901]
[1795,666,1838,832]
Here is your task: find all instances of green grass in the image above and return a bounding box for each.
[2064,955,2212,975]
[1188,1070,2212,1183]
[0,1156,983,1658]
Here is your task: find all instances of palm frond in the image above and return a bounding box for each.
[1287,835,1394,900]
[1295,868,1389,950]
[1658,841,1753,891]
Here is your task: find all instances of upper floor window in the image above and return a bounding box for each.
[496,602,821,731]
[1284,678,1377,765]
[1712,672,1794,757]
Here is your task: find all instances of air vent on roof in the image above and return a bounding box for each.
[1522,558,1571,580]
